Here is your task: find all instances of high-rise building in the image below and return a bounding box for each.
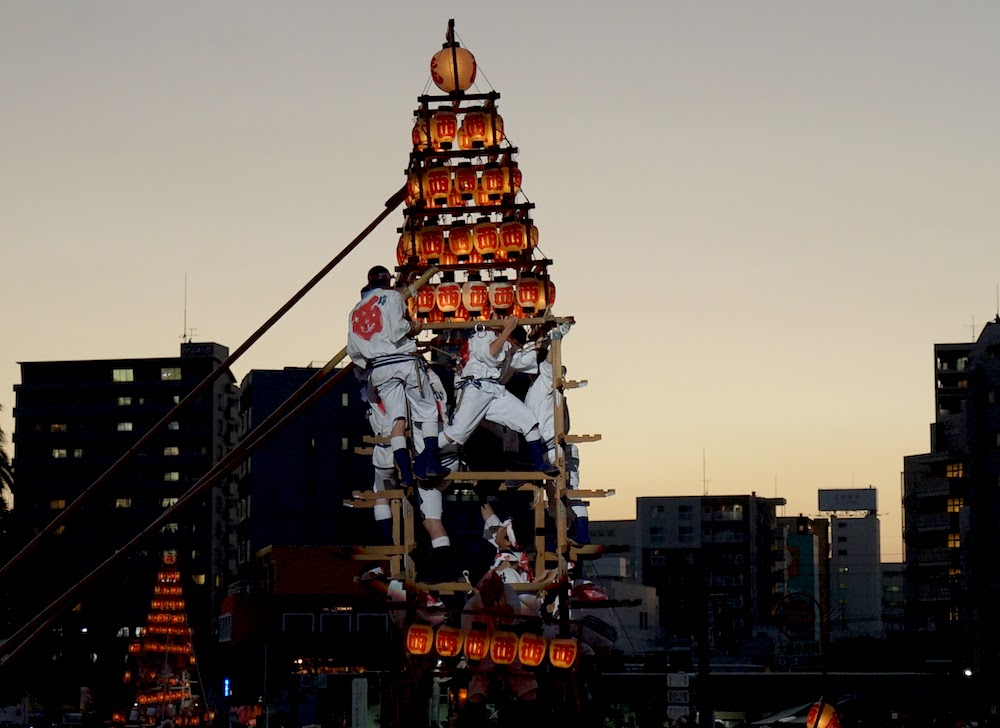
[10,342,238,708]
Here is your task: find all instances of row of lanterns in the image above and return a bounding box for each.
[397,218,537,265]
[406,623,579,669]
[408,272,554,321]
[413,108,504,152]
[406,161,521,208]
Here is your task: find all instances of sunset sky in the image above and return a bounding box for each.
[3,2,999,561]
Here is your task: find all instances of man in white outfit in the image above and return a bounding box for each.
[347,265,449,486]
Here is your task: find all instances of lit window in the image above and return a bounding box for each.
[52,449,68,459]
[946,463,964,478]
[949,567,962,577]
[168,421,180,431]
[164,472,180,482]
[341,393,349,407]
[73,449,83,458]
[112,368,134,383]
[163,446,180,456]
[341,437,349,451]
[838,567,849,574]
[948,533,961,548]
[161,367,182,381]
[947,497,964,513]
[192,574,206,585]
[117,422,133,432]
[949,607,959,622]
[117,397,132,406]
[161,498,178,508]
[50,500,66,509]
[161,523,179,533]
[115,499,132,509]
[173,396,180,404]
[50,424,67,433]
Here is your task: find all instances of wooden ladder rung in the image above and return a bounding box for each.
[445,470,557,482]
[564,434,602,443]
[568,489,615,498]
[350,489,409,500]
[560,379,588,390]
[354,545,412,557]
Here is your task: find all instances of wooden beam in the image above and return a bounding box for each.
[563,434,602,443]
[443,471,557,481]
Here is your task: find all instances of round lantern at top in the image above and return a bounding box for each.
[430,44,477,93]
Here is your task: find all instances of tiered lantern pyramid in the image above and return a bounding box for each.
[395,23,556,326]
[119,553,211,728]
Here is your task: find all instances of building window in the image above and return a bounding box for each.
[50,500,66,510]
[341,437,349,451]
[117,396,132,406]
[168,421,180,431]
[321,613,352,635]
[341,393,349,407]
[52,449,68,459]
[838,536,847,543]
[949,606,959,622]
[639,612,649,629]
[163,446,180,457]
[164,472,180,482]
[356,613,388,636]
[947,497,964,513]
[946,463,964,478]
[837,549,847,556]
[113,368,135,383]
[838,522,847,528]
[948,534,961,548]
[283,613,315,634]
[192,574,206,585]
[115,499,132,508]
[219,614,232,642]
[990,390,997,404]
[678,526,693,544]
[161,523,180,534]
[117,422,133,432]
[838,567,849,574]
[50,424,67,433]
[161,498,178,508]
[949,567,962,577]
[161,367,182,381]
[73,449,83,459]
[173,395,180,404]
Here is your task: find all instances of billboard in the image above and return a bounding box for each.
[818,488,877,512]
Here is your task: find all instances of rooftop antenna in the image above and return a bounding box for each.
[969,315,976,342]
[180,273,197,344]
[702,448,710,496]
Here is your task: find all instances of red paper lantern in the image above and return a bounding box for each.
[434,625,465,658]
[526,222,539,252]
[516,272,543,315]
[480,164,505,201]
[447,188,465,209]
[397,230,419,265]
[452,301,470,322]
[464,629,491,661]
[545,280,556,309]
[462,277,490,317]
[448,224,474,260]
[414,285,437,319]
[490,631,519,665]
[499,220,526,257]
[488,276,515,314]
[431,110,458,150]
[422,167,452,206]
[806,703,841,728]
[518,633,547,668]
[406,624,434,655]
[473,221,499,260]
[483,110,505,147]
[428,306,445,324]
[549,637,579,668]
[411,118,430,151]
[407,173,423,205]
[500,163,522,197]
[436,280,462,316]
[439,247,458,267]
[474,185,500,207]
[461,110,488,148]
[456,122,473,151]
[454,165,478,200]
[418,226,445,263]
[430,45,477,93]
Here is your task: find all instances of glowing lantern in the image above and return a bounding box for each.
[473,221,499,260]
[454,164,478,200]
[474,185,500,207]
[431,110,458,150]
[414,285,437,319]
[518,633,548,668]
[499,220,526,257]
[406,624,434,655]
[467,248,484,265]
[411,118,430,151]
[439,246,458,267]
[422,167,452,206]
[456,122,473,151]
[502,163,522,196]
[407,173,423,205]
[462,277,490,317]
[480,163,505,201]
[483,110,505,147]
[526,221,539,252]
[447,188,465,209]
[516,272,544,315]
[428,306,445,324]
[461,110,489,148]
[549,637,579,668]
[448,224,474,260]
[545,280,556,309]
[430,44,477,94]
[488,276,516,314]
[436,278,462,316]
[490,631,519,665]
[464,629,491,661]
[434,625,465,658]
[397,230,419,265]
[418,226,445,263]
[806,703,841,728]
[453,300,470,322]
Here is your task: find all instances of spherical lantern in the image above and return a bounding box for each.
[448,223,474,260]
[418,226,445,263]
[473,221,499,260]
[462,277,490,317]
[499,220,526,257]
[480,163,505,201]
[483,110,505,147]
[422,167,452,206]
[431,109,458,150]
[407,173,424,204]
[488,276,516,314]
[545,280,556,308]
[430,44,477,93]
[518,633,548,668]
[397,230,420,266]
[456,122,473,151]
[434,625,465,658]
[502,163,522,196]
[516,272,544,315]
[461,110,489,148]
[491,631,519,666]
[526,221,539,252]
[406,624,434,655]
[436,278,462,316]
[548,637,579,669]
[411,118,430,151]
[806,703,841,728]
[464,629,491,661]
[454,164,478,200]
[414,285,437,320]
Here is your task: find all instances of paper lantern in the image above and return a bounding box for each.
[480,163,505,201]
[526,221,539,252]
[418,226,445,263]
[490,631,519,665]
[462,277,490,317]
[452,300,470,322]
[411,118,430,151]
[431,109,458,150]
[406,624,434,655]
[434,625,465,658]
[447,188,465,209]
[483,110,505,147]
[516,272,544,315]
[474,185,500,207]
[456,122,473,151]
[545,280,556,308]
[454,164,478,200]
[439,246,458,267]
[430,45,477,93]
[518,633,547,668]
[502,164,522,196]
[428,306,445,324]
[414,285,437,319]
[499,220,526,257]
[464,629,491,661]
[549,637,579,668]
[422,167,452,206]
[461,110,489,148]
[806,703,841,728]
[397,230,419,266]
[448,224,474,260]
[473,221,499,260]
[406,173,423,205]
[436,279,462,316]
[488,276,515,314]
